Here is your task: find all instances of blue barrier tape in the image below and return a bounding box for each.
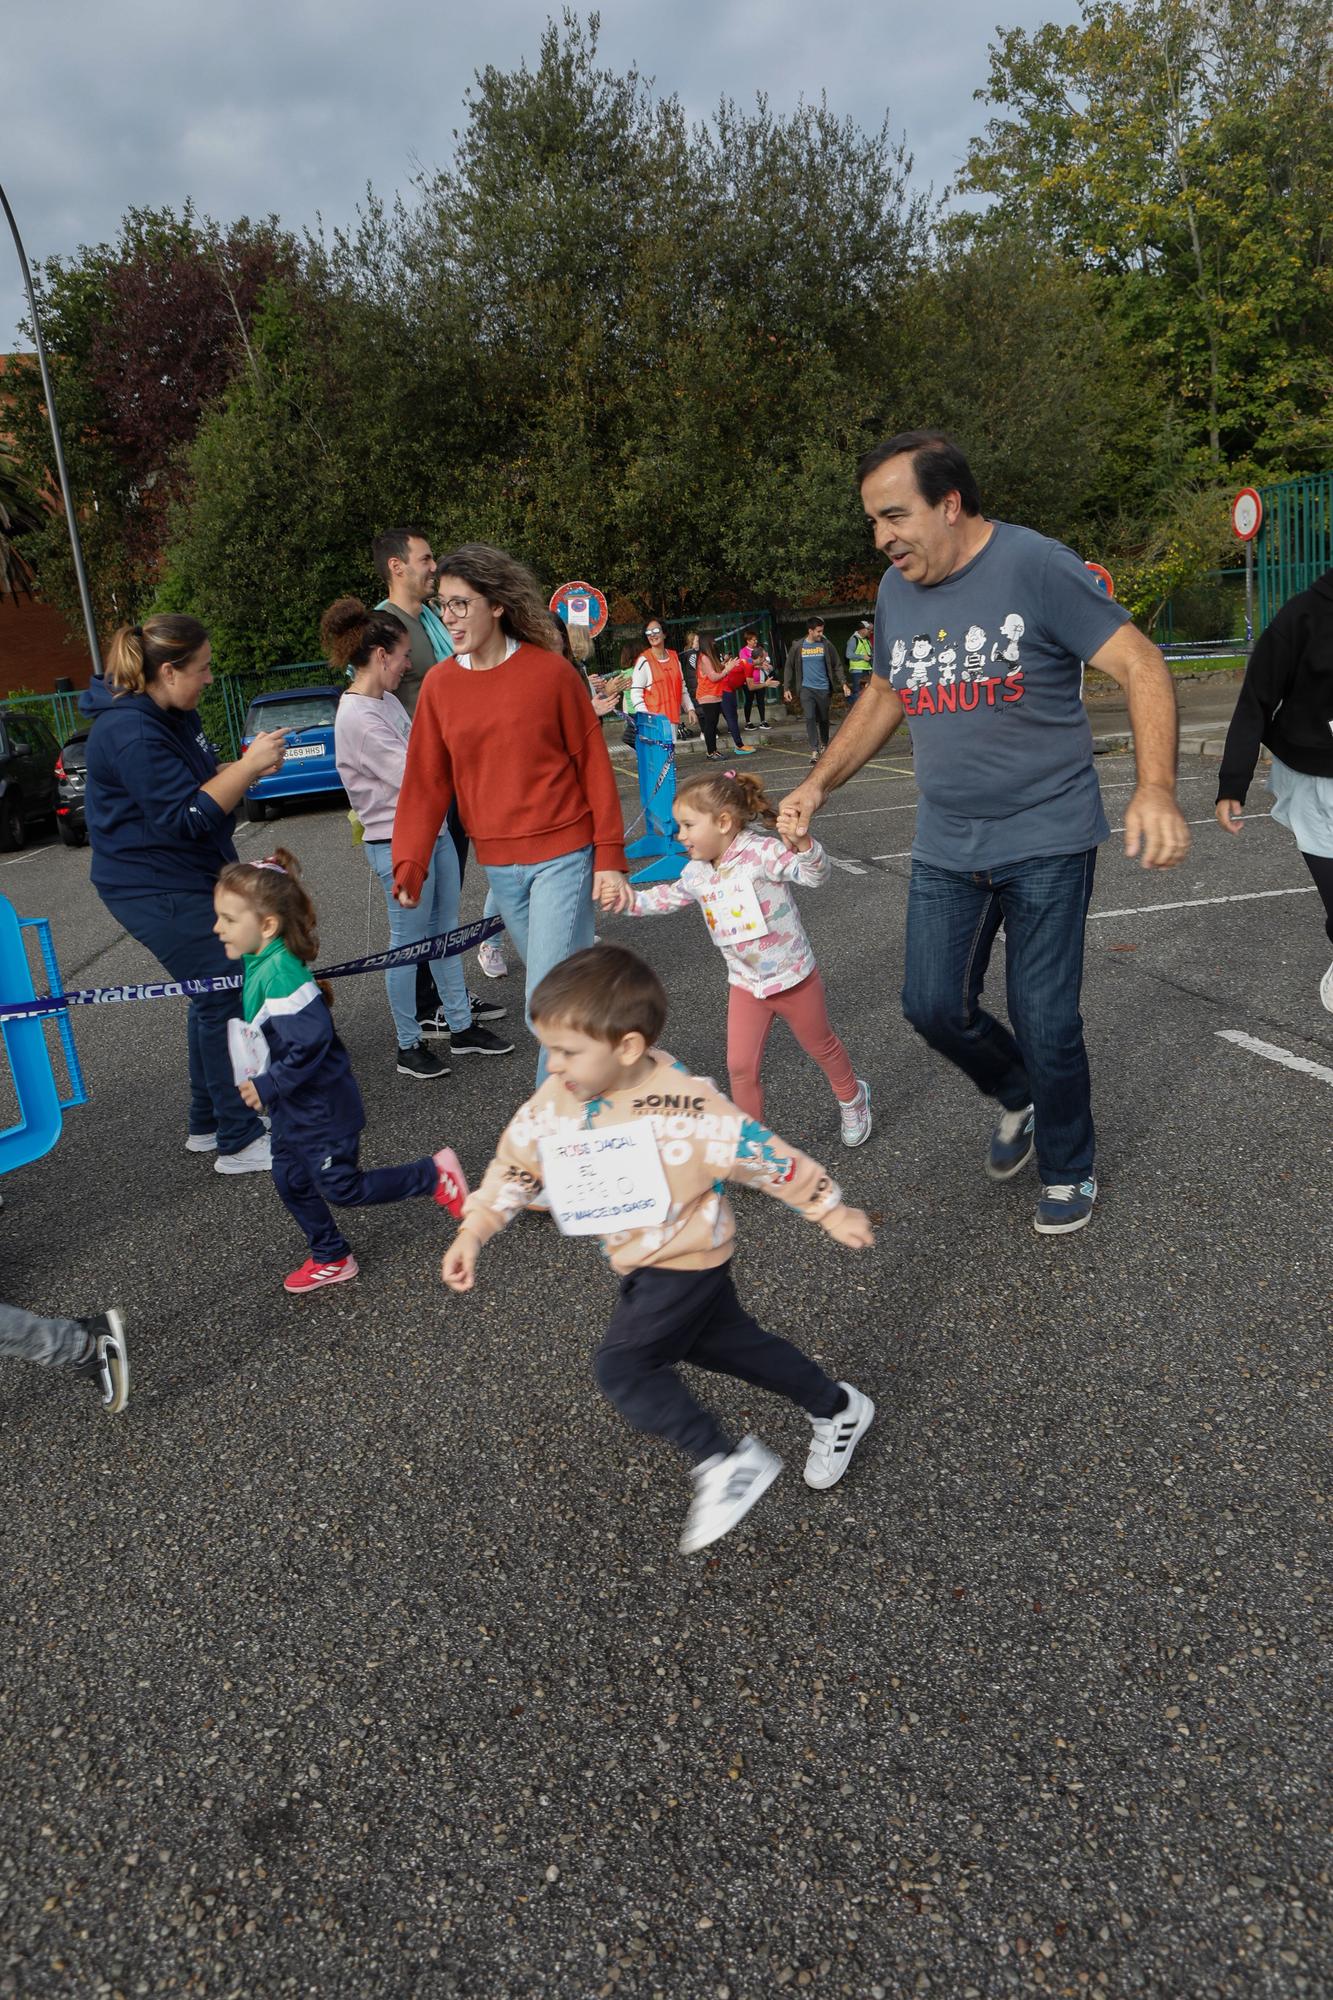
[0,913,505,1025]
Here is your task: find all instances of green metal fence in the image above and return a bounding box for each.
[1257,471,1333,630]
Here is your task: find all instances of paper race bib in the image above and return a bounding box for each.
[699,872,768,947]
[538,1120,671,1236]
[227,1017,271,1085]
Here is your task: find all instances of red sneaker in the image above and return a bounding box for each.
[284,1254,359,1294]
[433,1146,469,1218]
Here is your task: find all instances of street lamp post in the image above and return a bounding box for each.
[0,181,103,678]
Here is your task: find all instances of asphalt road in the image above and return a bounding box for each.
[1,721,1329,1998]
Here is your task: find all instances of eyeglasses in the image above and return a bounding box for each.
[439,595,482,618]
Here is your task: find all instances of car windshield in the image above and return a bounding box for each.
[244,697,337,736]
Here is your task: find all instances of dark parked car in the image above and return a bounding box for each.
[55,727,92,846]
[241,686,345,822]
[0,706,60,850]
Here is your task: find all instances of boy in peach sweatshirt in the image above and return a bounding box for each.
[443,945,876,1553]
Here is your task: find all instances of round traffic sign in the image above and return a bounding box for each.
[549,580,608,637]
[1231,488,1263,540]
[1084,561,1115,597]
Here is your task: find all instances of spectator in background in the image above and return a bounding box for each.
[371,527,459,1024]
[846,617,874,704]
[372,527,452,717]
[681,629,703,712]
[783,617,851,765]
[82,616,286,1174]
[1215,563,1333,1011]
[326,597,513,1080]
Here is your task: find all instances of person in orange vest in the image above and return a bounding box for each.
[626,620,697,881]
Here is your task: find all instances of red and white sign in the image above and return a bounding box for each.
[1231,489,1263,541]
[1084,561,1115,598]
[550,580,609,636]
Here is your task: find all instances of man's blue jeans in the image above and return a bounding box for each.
[484,845,595,1082]
[901,849,1098,1182]
[365,831,471,1048]
[99,888,265,1156]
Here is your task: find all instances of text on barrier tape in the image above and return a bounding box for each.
[0,914,505,1025]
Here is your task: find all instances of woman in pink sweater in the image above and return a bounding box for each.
[326,598,514,1079]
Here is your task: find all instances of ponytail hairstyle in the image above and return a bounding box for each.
[675,767,778,831]
[433,542,553,651]
[215,847,334,1006]
[320,596,409,673]
[695,634,724,673]
[105,615,208,695]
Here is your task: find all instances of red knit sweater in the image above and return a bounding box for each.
[391,645,628,899]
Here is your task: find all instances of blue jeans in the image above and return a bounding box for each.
[484,845,595,1081]
[365,832,471,1047]
[272,1133,435,1262]
[901,849,1098,1182]
[847,670,871,706]
[100,888,265,1156]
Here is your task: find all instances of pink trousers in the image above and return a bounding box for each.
[726,971,858,1121]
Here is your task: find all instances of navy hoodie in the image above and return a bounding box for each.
[80,678,238,896]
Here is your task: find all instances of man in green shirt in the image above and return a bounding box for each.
[372,525,453,716]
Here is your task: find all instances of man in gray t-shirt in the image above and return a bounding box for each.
[776,431,1190,1237]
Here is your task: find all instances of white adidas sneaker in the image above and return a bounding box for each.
[679,1435,782,1554]
[804,1383,875,1490]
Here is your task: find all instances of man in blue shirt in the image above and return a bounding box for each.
[776,431,1190,1235]
[782,618,851,764]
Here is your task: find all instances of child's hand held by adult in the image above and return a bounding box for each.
[237,1079,263,1112]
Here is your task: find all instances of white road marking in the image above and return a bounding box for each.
[828,855,869,875]
[871,849,913,862]
[1,848,45,867]
[871,814,1270,862]
[1088,887,1315,920]
[1216,1029,1333,1089]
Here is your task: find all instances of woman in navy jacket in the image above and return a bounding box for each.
[82,616,288,1172]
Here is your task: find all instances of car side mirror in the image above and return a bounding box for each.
[12,741,31,758]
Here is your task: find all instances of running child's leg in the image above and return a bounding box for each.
[273,1142,352,1262]
[593,1267,736,1463]
[312,1138,439,1208]
[686,1263,845,1420]
[0,1300,88,1366]
[770,971,859,1103]
[726,985,778,1120]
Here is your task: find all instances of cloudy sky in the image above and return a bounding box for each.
[4,0,1079,350]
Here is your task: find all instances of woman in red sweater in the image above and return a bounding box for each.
[392,543,629,1077]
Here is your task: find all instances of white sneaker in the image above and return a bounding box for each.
[214,1133,272,1176]
[185,1131,218,1153]
[1321,959,1333,1014]
[679,1435,782,1554]
[839,1078,872,1147]
[478,938,508,980]
[804,1384,875,1490]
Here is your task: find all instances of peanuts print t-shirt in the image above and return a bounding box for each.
[873,521,1127,870]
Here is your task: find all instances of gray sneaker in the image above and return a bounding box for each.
[987,1103,1034,1180]
[71,1310,129,1413]
[839,1079,872,1148]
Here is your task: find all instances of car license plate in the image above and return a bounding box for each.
[283,744,325,760]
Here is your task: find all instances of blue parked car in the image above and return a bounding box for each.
[241,686,345,822]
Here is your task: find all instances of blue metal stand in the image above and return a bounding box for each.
[0,895,87,1176]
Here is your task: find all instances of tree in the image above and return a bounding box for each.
[0,438,42,602]
[6,205,305,635]
[955,0,1333,471]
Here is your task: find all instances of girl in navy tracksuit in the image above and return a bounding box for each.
[212,850,468,1294]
